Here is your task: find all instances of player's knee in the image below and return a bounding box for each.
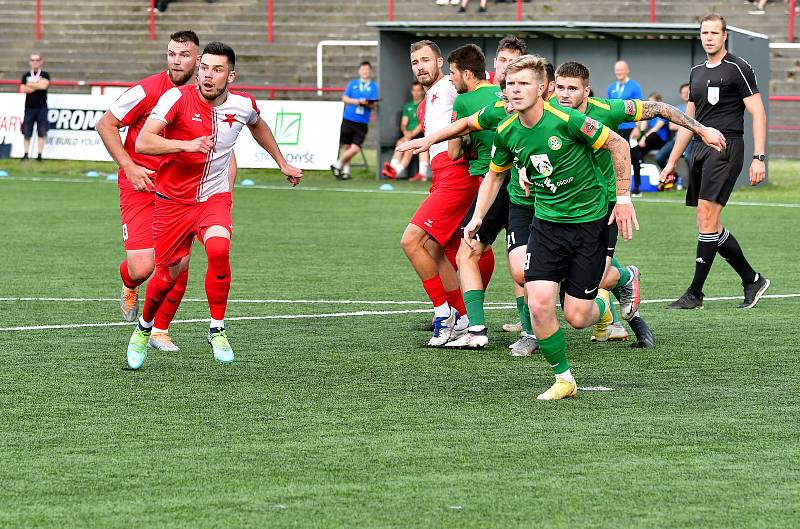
[564,308,590,329]
[205,236,230,271]
[400,230,422,256]
[128,255,155,282]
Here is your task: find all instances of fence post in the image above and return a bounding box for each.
[35,0,41,40]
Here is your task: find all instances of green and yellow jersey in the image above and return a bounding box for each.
[453,83,502,177]
[402,99,421,133]
[490,101,611,223]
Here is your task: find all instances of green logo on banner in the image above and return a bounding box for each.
[274,109,301,145]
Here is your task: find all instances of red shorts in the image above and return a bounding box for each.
[153,192,233,267]
[410,165,478,246]
[119,186,156,251]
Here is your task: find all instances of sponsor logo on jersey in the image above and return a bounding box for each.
[192,112,202,123]
[624,100,636,116]
[548,136,562,151]
[581,117,599,137]
[530,154,553,177]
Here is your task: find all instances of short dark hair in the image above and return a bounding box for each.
[359,61,372,69]
[496,35,527,56]
[411,81,423,88]
[202,41,235,69]
[410,40,442,58]
[700,13,726,32]
[680,82,690,91]
[555,61,590,83]
[170,30,200,47]
[447,44,487,80]
[544,59,555,85]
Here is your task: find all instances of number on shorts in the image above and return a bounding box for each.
[122,223,128,241]
[524,252,531,271]
[506,230,516,250]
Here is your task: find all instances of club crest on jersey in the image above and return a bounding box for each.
[581,117,599,137]
[707,86,720,105]
[222,113,240,128]
[530,154,553,177]
[548,136,562,151]
[624,100,636,116]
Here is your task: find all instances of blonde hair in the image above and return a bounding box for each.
[504,54,548,84]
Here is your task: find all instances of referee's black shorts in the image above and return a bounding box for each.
[686,136,744,207]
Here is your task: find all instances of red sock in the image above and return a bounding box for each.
[141,266,178,323]
[478,247,495,290]
[422,276,448,307]
[153,269,188,329]
[446,288,466,315]
[119,259,145,289]
[204,237,231,321]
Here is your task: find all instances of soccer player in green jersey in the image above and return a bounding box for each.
[436,43,505,349]
[466,55,638,400]
[554,61,726,347]
[382,81,429,180]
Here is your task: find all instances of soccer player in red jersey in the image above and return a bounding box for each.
[98,31,209,353]
[400,40,479,347]
[125,42,302,369]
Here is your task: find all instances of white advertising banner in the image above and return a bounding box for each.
[0,93,343,170]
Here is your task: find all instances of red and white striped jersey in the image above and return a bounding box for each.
[417,75,467,172]
[149,84,259,204]
[108,70,175,191]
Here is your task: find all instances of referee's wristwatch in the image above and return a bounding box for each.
[753,154,766,162]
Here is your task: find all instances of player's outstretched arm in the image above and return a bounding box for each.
[641,100,726,152]
[397,116,472,155]
[248,117,303,186]
[97,111,154,192]
[463,168,507,248]
[744,92,767,186]
[600,130,639,241]
[658,102,696,185]
[136,118,213,155]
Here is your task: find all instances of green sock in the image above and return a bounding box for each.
[539,328,568,374]
[463,290,486,328]
[611,286,622,302]
[594,296,607,318]
[611,257,631,289]
[608,296,620,324]
[516,296,533,335]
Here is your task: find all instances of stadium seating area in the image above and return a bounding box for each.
[0,0,797,156]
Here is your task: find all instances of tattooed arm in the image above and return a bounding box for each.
[640,100,726,152]
[599,129,639,241]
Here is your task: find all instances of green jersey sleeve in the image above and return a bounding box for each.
[566,108,611,150]
[489,116,516,173]
[475,101,508,131]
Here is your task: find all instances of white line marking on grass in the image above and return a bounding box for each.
[578,386,615,392]
[5,176,800,207]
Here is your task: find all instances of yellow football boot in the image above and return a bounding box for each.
[537,378,578,400]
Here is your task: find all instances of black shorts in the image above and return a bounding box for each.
[462,185,509,246]
[22,106,49,138]
[506,202,533,252]
[686,136,744,207]
[339,118,368,146]
[524,216,608,300]
[605,201,618,258]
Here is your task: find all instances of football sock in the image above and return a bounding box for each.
[611,257,631,288]
[390,158,403,171]
[717,228,757,284]
[119,259,145,288]
[137,316,154,331]
[418,161,429,177]
[204,236,231,321]
[333,160,342,170]
[690,232,719,296]
[342,163,350,175]
[210,319,225,330]
[594,296,608,321]
[539,328,569,375]
[463,290,486,329]
[477,247,495,289]
[608,296,621,324]
[422,276,449,309]
[611,286,622,302]
[556,369,575,383]
[153,268,188,330]
[445,288,467,316]
[516,296,533,335]
[141,266,178,323]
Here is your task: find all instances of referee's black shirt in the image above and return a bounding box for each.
[688,52,758,137]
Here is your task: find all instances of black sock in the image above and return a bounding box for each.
[689,232,719,296]
[717,228,757,284]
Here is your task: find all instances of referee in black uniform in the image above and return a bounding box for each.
[660,13,769,310]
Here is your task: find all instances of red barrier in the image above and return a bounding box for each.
[388,0,394,22]
[791,0,796,43]
[35,0,41,40]
[517,0,522,21]
[149,0,155,41]
[650,0,656,22]
[268,0,273,43]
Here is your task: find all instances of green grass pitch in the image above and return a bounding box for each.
[0,158,798,528]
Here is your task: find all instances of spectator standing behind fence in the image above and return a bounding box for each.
[382,82,429,181]
[606,60,643,142]
[20,53,50,161]
[656,82,692,191]
[629,92,670,196]
[458,0,488,12]
[330,61,378,181]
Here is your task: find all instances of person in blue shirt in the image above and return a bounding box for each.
[331,61,379,180]
[630,92,671,195]
[606,60,643,141]
[655,82,692,190]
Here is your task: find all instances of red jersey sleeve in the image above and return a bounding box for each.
[149,87,184,125]
[109,84,151,126]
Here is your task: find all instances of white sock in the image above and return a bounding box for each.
[467,324,485,332]
[342,163,350,174]
[333,160,342,170]
[556,370,574,383]
[210,319,225,329]
[151,326,167,334]
[433,302,450,318]
[138,316,154,329]
[418,161,429,176]
[390,158,403,170]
